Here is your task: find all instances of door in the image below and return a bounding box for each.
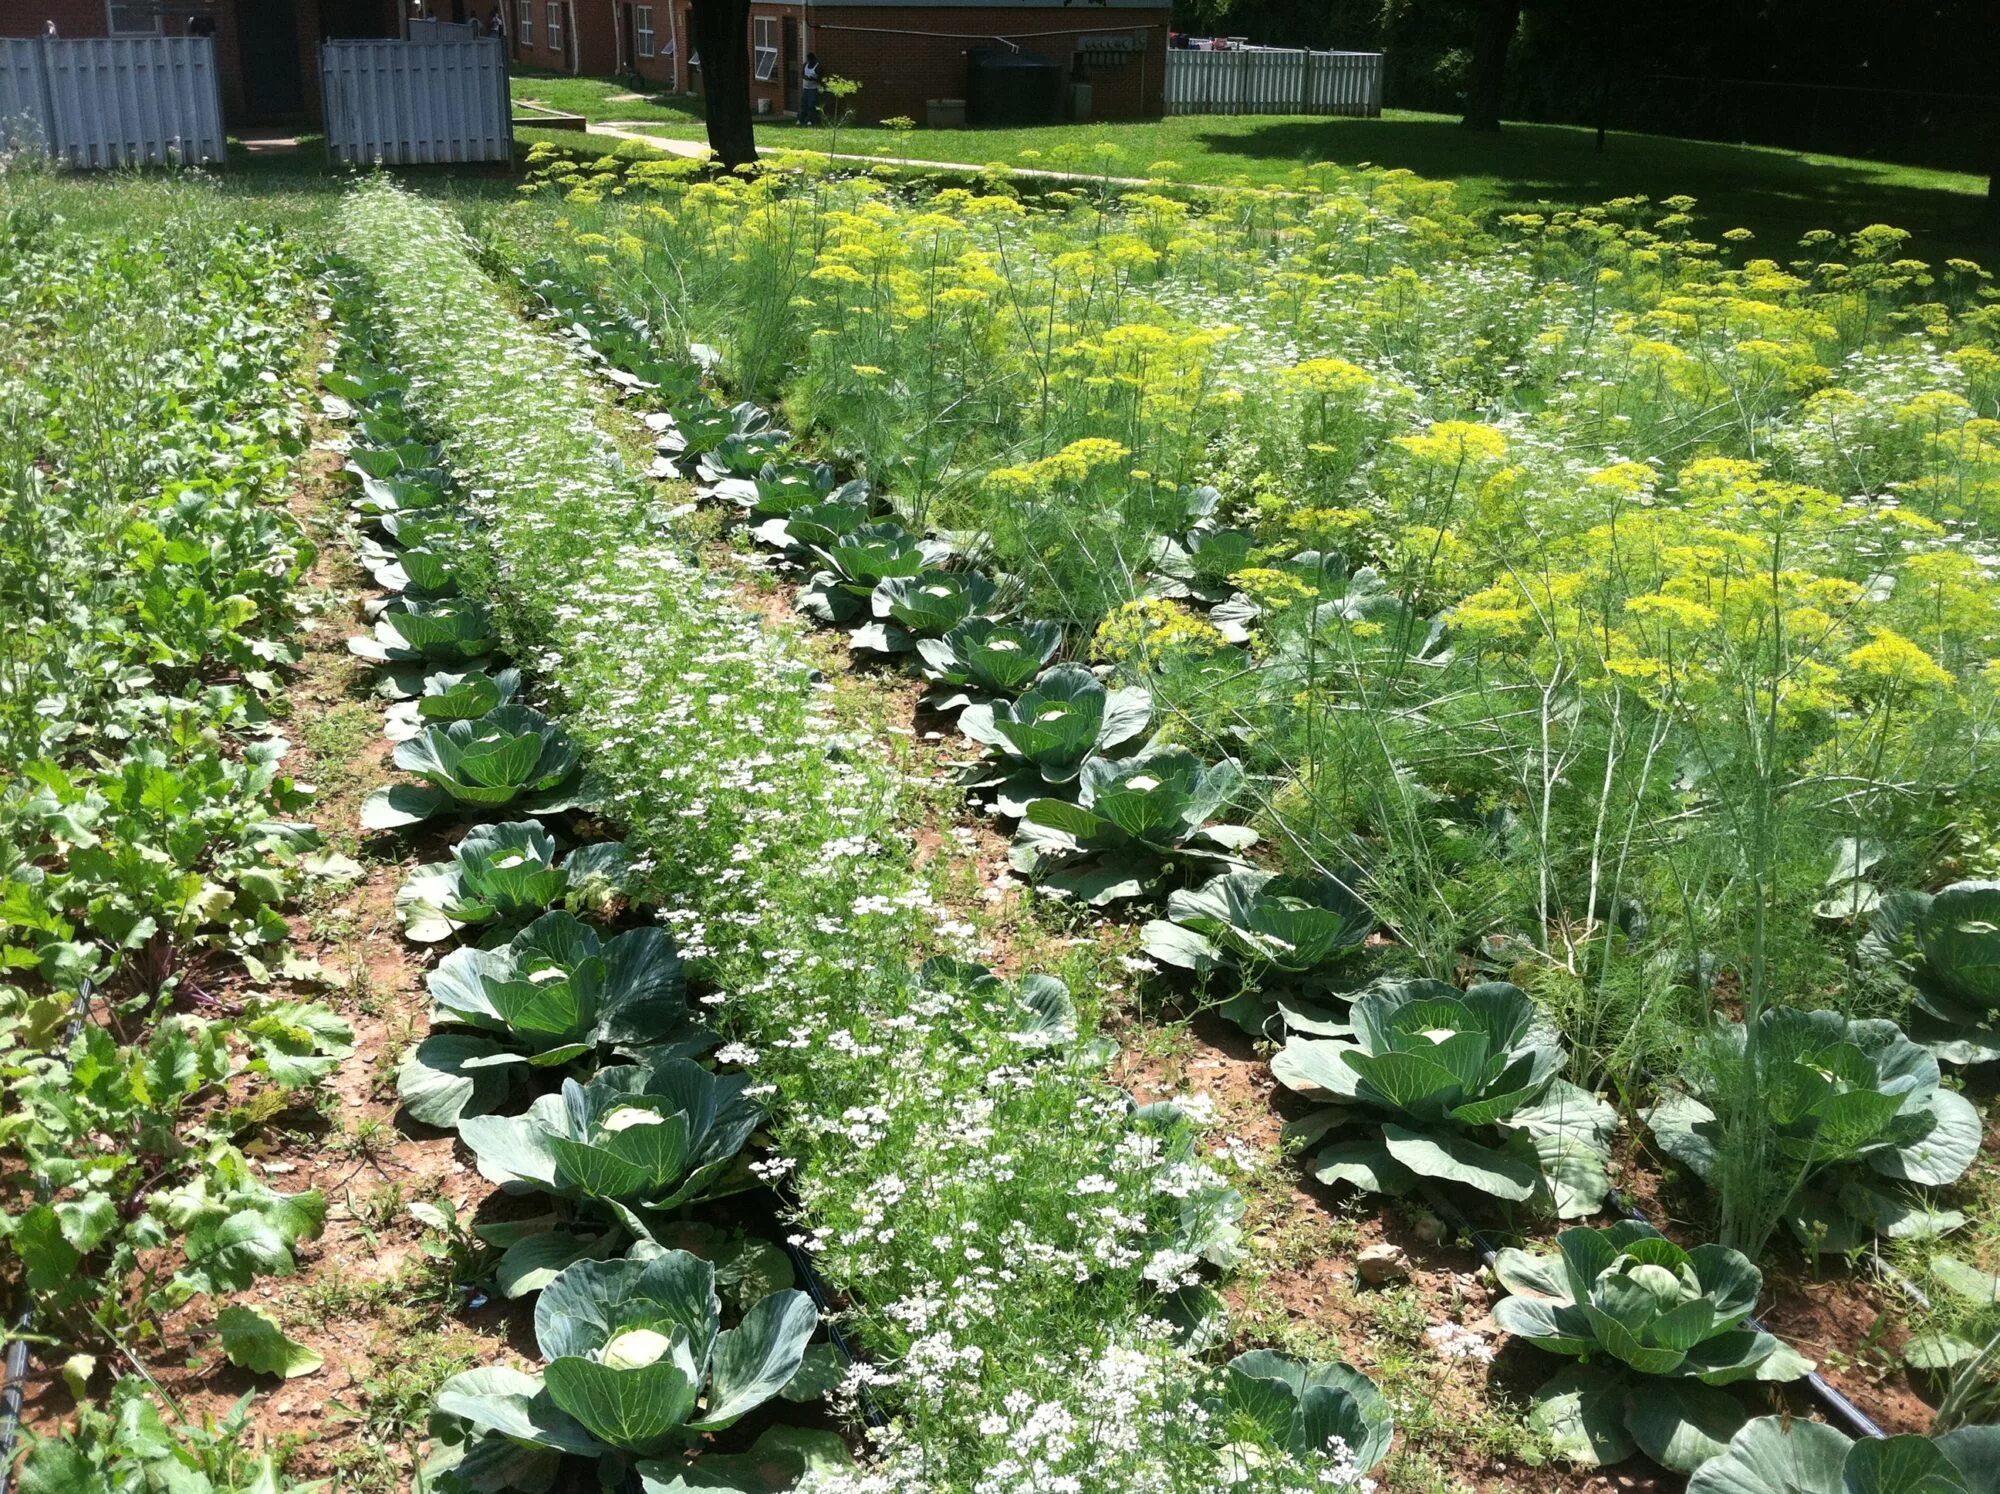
[237,0,305,119]
[621,2,635,72]
[781,16,798,110]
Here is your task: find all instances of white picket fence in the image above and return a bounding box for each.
[1165,48,1383,118]
[320,37,512,165]
[0,36,225,166]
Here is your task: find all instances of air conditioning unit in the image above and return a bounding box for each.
[756,96,773,115]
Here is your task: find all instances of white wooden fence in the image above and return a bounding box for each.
[320,37,512,165]
[0,36,225,166]
[1165,48,1383,118]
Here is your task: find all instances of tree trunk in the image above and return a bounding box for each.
[1460,0,1522,132]
[692,0,756,169]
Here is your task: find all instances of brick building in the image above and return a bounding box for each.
[525,0,1167,124]
[7,0,403,124]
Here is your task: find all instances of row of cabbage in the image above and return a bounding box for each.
[503,176,2000,1487]
[335,180,1405,1494]
[0,202,355,1482]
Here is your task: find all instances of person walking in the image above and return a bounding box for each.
[798,51,822,125]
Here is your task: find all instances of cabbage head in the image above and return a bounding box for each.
[1865,881,2000,1064]
[1686,1417,2000,1494]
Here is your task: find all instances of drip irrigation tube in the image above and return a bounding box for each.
[782,1237,889,1431]
[1415,1180,1886,1442]
[0,978,97,1494]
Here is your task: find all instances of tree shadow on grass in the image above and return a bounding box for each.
[1203,117,1996,259]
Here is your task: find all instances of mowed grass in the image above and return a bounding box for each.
[512,70,1997,257]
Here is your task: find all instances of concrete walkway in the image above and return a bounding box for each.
[586,121,1161,189]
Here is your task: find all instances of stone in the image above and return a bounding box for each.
[1356,1242,1411,1285]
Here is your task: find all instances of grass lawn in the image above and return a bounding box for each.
[512,70,1996,258]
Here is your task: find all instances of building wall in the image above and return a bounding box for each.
[505,0,615,78]
[808,5,1168,122]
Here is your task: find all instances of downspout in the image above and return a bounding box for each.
[610,0,623,74]
[568,0,580,73]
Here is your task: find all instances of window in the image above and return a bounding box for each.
[517,0,532,44]
[106,1,161,34]
[752,14,778,82]
[546,0,562,51]
[635,4,654,57]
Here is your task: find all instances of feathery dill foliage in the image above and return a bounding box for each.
[334,182,1324,1493]
[496,155,2000,1266]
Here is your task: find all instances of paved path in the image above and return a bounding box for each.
[586,121,1162,189]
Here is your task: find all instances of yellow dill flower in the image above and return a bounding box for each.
[1392,420,1508,465]
[1846,628,1955,693]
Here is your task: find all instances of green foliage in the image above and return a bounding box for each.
[1273,978,1615,1215]
[1493,1221,1809,1473]
[1865,881,2000,1064]
[1647,1008,1981,1255]
[393,818,631,944]
[1686,1417,2000,1494]
[19,1380,293,1494]
[426,1251,820,1484]
[398,911,704,1126]
[361,704,588,830]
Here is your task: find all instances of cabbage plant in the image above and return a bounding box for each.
[1493,1221,1810,1472]
[395,819,629,943]
[429,1251,819,1486]
[1686,1416,2000,1494]
[1142,868,1373,978]
[1645,1008,1981,1252]
[852,570,1002,655]
[1142,868,1375,1035]
[713,458,835,515]
[1215,1349,1393,1481]
[361,704,587,831]
[1009,749,1255,905]
[385,666,523,743]
[398,910,703,1126]
[1153,527,1256,603]
[1273,979,1615,1215]
[458,1059,760,1227]
[349,596,496,670]
[1865,881,2000,1064]
[959,664,1151,812]
[916,616,1064,709]
[798,523,952,625]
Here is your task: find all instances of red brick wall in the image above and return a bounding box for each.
[808,6,1168,123]
[507,0,615,77]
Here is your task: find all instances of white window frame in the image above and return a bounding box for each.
[635,3,654,57]
[751,14,778,82]
[546,0,563,50]
[517,0,533,44]
[106,1,162,35]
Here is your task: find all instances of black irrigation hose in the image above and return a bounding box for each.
[1414,1179,1887,1443]
[781,1237,890,1432]
[0,978,97,1494]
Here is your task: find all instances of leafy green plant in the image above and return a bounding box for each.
[350,595,497,673]
[1273,978,1615,1215]
[1213,1348,1393,1483]
[798,522,952,625]
[457,1059,760,1229]
[1905,1256,2000,1376]
[1645,1008,1981,1252]
[1141,867,1373,979]
[383,666,524,743]
[393,819,629,943]
[959,664,1151,812]
[852,569,1002,655]
[398,911,704,1126]
[1009,749,1255,905]
[361,704,587,830]
[1685,1416,2000,1494]
[1865,881,2000,1064]
[915,616,1064,709]
[1493,1220,1810,1472]
[19,1379,296,1494]
[426,1250,827,1489]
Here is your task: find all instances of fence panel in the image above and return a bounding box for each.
[0,37,223,165]
[0,38,52,153]
[320,37,512,165]
[1165,48,1382,118]
[408,19,480,42]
